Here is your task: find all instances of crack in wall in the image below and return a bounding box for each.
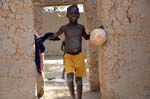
[126,0,134,24]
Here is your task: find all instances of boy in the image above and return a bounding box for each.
[50,5,90,99]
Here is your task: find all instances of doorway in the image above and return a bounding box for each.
[34,3,100,99]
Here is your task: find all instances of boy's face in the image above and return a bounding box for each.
[67,7,80,23]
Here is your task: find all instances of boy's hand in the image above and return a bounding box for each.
[40,32,61,41]
[49,36,60,41]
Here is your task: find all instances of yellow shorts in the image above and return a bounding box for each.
[64,52,86,77]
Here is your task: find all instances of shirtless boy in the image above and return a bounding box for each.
[51,5,90,99]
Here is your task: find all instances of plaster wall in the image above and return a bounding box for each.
[0,0,36,99]
[84,0,100,91]
[98,0,150,99]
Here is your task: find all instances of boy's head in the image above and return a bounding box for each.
[66,5,80,23]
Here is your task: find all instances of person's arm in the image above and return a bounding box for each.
[61,41,65,51]
[48,26,64,40]
[82,26,90,40]
[40,32,54,42]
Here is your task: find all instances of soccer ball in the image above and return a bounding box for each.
[90,28,107,46]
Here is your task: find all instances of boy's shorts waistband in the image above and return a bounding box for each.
[65,50,81,55]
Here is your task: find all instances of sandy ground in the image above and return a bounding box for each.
[42,58,101,99]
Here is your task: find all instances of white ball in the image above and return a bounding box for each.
[90,28,106,46]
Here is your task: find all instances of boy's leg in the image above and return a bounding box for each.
[73,52,85,99]
[67,72,75,99]
[62,54,65,79]
[61,68,65,79]
[76,77,83,99]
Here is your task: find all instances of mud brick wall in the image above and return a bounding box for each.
[98,0,150,99]
[34,6,43,35]
[84,0,100,91]
[0,0,36,99]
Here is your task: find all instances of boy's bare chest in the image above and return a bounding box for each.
[65,26,82,37]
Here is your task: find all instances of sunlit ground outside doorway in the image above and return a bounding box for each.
[43,58,100,99]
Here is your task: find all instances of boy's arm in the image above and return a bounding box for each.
[51,26,64,39]
[40,32,54,42]
[82,26,90,40]
[39,32,60,42]
[61,41,65,51]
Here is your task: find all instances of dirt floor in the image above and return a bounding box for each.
[43,57,101,99]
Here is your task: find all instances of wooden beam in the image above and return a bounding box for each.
[33,0,84,7]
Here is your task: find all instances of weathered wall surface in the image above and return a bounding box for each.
[0,0,36,99]
[34,6,43,35]
[98,0,150,99]
[84,0,100,91]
